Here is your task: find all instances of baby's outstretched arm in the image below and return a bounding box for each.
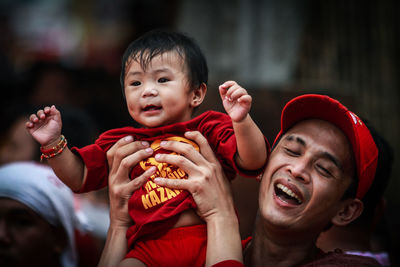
[26,105,85,191]
[219,81,268,171]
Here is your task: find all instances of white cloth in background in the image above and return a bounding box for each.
[0,161,78,267]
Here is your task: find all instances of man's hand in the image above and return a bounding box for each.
[106,136,154,228]
[153,131,243,265]
[153,131,236,223]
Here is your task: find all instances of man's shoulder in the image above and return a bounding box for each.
[301,249,381,267]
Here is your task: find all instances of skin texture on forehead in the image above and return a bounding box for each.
[130,49,186,72]
[124,51,189,89]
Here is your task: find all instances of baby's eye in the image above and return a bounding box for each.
[131,81,141,86]
[158,77,169,83]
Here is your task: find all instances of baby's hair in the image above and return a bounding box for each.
[120,29,208,96]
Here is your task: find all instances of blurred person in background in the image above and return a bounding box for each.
[0,102,109,266]
[0,111,38,165]
[0,161,78,267]
[25,61,75,107]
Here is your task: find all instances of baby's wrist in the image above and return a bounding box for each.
[231,113,250,124]
[40,135,67,162]
[41,135,63,148]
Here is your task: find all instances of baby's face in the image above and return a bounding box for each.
[123,51,195,128]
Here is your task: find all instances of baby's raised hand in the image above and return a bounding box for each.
[219,81,252,122]
[26,105,63,146]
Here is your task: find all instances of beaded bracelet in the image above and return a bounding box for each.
[40,135,68,161]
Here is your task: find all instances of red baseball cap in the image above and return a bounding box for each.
[273,94,378,199]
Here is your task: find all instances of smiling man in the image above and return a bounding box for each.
[100,94,383,266]
[243,94,381,266]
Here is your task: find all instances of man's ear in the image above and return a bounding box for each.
[190,83,207,108]
[331,198,364,226]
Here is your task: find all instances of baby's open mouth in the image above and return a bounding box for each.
[275,183,302,205]
[143,105,161,111]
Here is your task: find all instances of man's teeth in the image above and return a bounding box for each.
[276,184,302,204]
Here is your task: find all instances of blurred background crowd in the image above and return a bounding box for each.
[0,0,399,266]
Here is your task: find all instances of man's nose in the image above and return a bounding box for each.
[287,158,311,184]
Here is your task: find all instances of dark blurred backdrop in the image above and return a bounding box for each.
[1,0,399,265]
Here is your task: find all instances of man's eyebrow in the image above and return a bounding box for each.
[285,135,306,146]
[285,135,342,169]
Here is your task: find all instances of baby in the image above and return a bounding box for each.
[27,29,268,267]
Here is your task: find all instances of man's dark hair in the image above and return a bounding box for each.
[341,173,358,200]
[120,29,208,96]
[356,120,393,219]
[341,120,393,203]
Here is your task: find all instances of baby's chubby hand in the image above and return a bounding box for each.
[219,80,252,122]
[26,105,63,146]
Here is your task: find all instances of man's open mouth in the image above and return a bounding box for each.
[275,183,302,205]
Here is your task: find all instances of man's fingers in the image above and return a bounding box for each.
[185,131,220,166]
[126,166,156,192]
[112,147,152,180]
[154,177,190,191]
[115,140,150,160]
[107,137,151,171]
[156,131,221,176]
[107,136,133,164]
[155,153,197,177]
[157,140,208,176]
[157,131,209,164]
[107,136,134,169]
[107,136,134,157]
